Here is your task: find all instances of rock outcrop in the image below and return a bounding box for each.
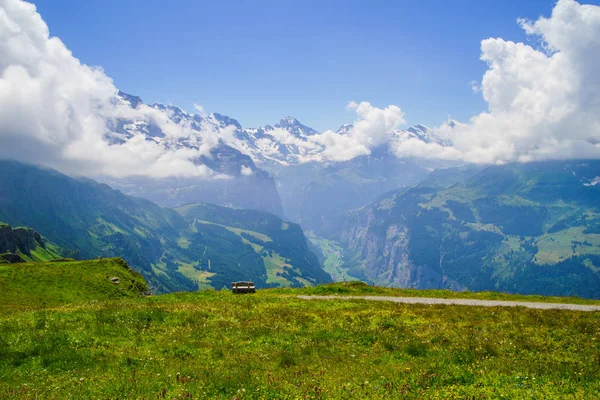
[0,224,45,257]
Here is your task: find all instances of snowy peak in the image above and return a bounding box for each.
[213,113,242,129]
[116,91,143,109]
[336,124,353,135]
[110,91,448,167]
[274,117,318,137]
[276,116,299,127]
[407,124,428,134]
[405,124,428,136]
[398,124,443,145]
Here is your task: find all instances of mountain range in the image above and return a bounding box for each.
[110,91,446,169]
[103,91,284,216]
[107,91,454,234]
[0,91,461,295]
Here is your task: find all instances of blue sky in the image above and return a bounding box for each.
[30,0,599,131]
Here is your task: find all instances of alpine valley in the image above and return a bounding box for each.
[3,89,600,298]
[0,89,460,295]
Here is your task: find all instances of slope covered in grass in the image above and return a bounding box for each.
[175,203,330,289]
[0,258,148,309]
[1,288,599,399]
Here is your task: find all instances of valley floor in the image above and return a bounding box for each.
[1,286,600,399]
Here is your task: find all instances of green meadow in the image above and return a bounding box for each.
[1,261,600,399]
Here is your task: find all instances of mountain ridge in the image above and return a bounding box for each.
[108,91,453,231]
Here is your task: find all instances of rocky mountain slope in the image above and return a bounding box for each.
[0,223,62,263]
[336,160,600,298]
[0,161,331,292]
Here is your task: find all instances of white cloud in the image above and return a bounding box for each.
[0,0,222,178]
[469,80,480,93]
[391,0,600,164]
[193,103,207,117]
[240,165,254,176]
[270,127,319,149]
[316,101,406,162]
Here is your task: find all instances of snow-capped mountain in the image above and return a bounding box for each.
[108,91,446,169]
[336,124,353,135]
[103,91,285,216]
[240,119,324,166]
[275,117,319,137]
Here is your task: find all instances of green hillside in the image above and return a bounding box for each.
[0,258,148,309]
[338,160,600,298]
[175,203,330,289]
[0,161,330,293]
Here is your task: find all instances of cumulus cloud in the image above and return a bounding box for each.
[316,101,406,162]
[391,0,600,164]
[0,0,222,178]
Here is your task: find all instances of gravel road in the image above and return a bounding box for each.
[297,295,600,312]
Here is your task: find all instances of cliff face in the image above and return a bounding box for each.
[0,224,45,256]
[339,201,464,290]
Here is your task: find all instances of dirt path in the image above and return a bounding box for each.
[297,295,600,312]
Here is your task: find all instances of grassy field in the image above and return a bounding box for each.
[1,276,600,398]
[0,258,148,309]
[534,226,600,264]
